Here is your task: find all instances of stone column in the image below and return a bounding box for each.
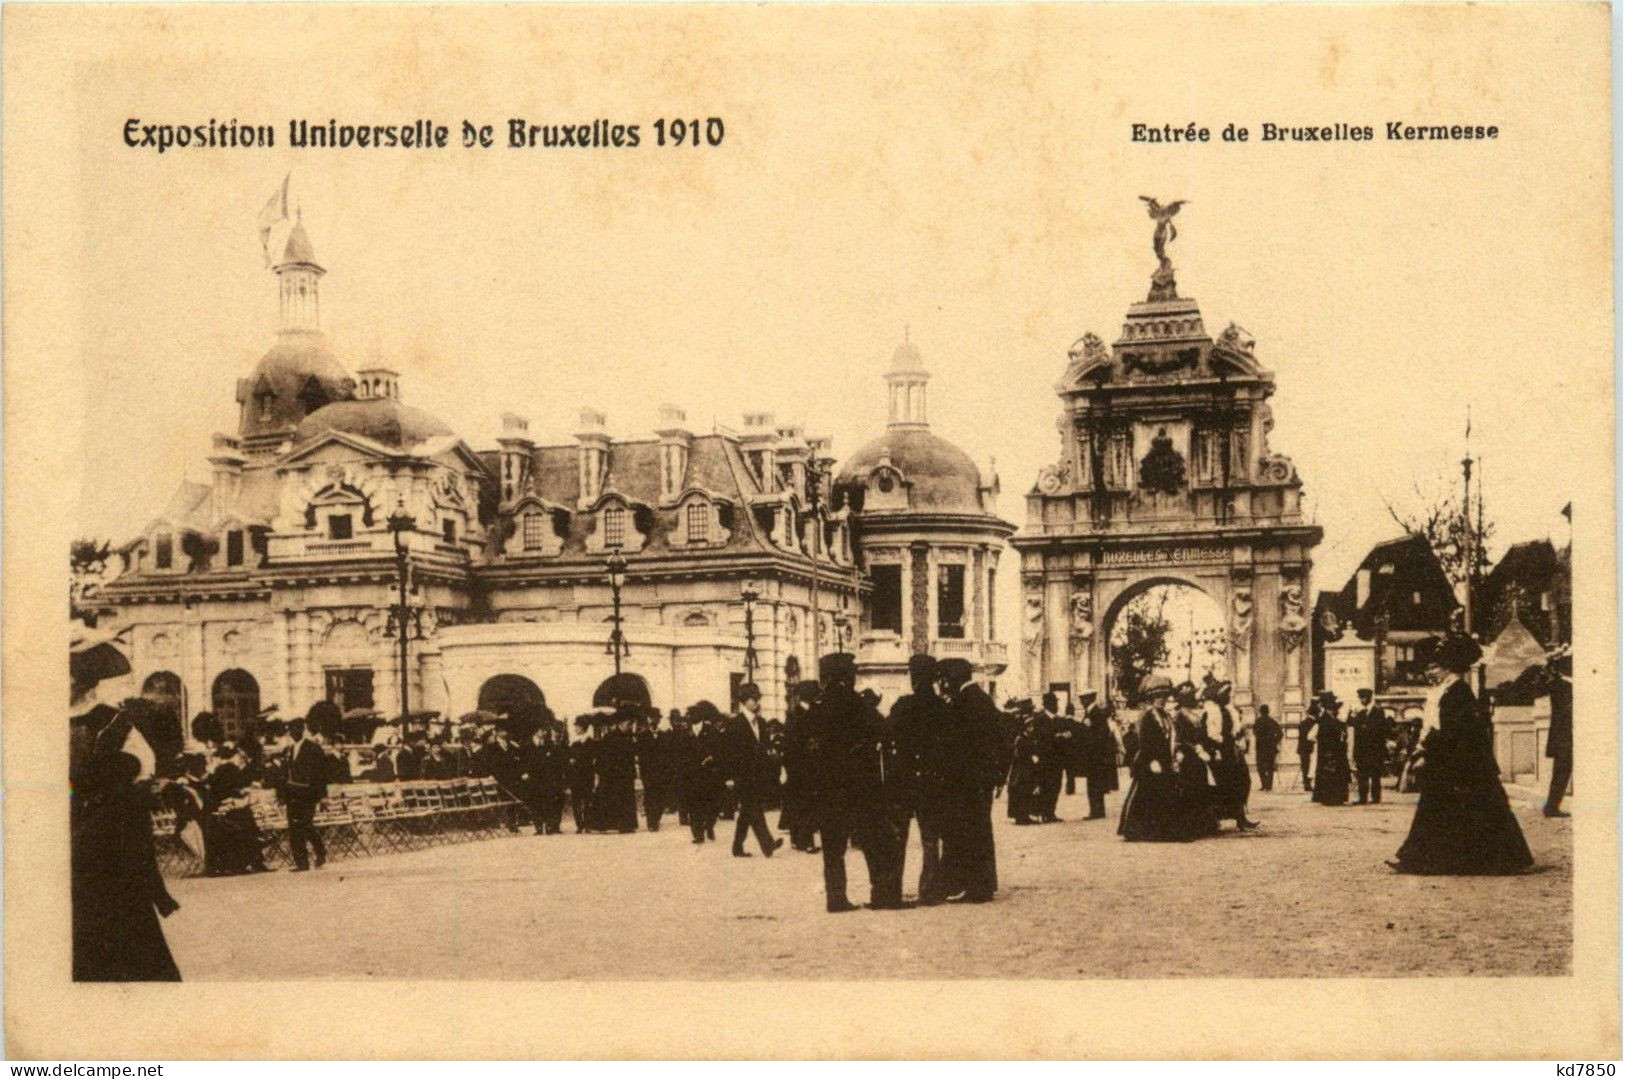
[909,541,931,656]
[1069,575,1095,696]
[1044,572,1070,696]
[1229,568,1254,707]
[971,546,986,642]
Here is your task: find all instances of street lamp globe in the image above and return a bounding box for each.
[387,499,415,551]
[606,546,627,588]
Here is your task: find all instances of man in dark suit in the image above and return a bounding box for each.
[1544,651,1573,818]
[721,683,784,858]
[937,658,1004,903]
[1252,705,1283,791]
[1034,692,1066,823]
[476,727,527,832]
[1347,689,1393,805]
[888,654,941,905]
[1297,701,1319,793]
[281,713,329,871]
[805,653,888,912]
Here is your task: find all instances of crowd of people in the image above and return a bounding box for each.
[71,630,1566,980]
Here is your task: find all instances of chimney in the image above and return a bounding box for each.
[740,410,777,491]
[497,413,535,504]
[655,404,692,503]
[208,433,246,522]
[575,407,610,506]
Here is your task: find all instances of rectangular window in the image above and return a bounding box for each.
[154,534,173,570]
[603,507,626,548]
[522,513,546,551]
[871,564,903,633]
[686,503,709,544]
[225,530,244,567]
[328,514,353,540]
[324,668,375,713]
[442,518,457,544]
[937,563,966,639]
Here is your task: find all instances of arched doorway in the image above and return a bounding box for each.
[1103,579,1227,705]
[592,672,650,709]
[139,671,186,763]
[211,668,260,742]
[477,674,547,720]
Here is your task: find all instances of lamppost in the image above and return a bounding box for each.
[605,546,630,676]
[740,579,760,684]
[385,498,422,726]
[805,454,835,658]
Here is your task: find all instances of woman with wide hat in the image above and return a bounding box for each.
[1117,675,1188,842]
[1310,691,1352,806]
[1389,634,1534,875]
[1204,678,1259,831]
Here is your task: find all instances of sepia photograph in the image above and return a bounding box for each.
[5,1,1618,1061]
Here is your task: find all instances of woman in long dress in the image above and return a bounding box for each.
[1118,676,1187,842]
[1391,635,1534,875]
[1205,680,1258,830]
[1172,682,1220,839]
[1311,692,1352,806]
[72,703,182,981]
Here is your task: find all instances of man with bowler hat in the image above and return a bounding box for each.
[805,653,889,912]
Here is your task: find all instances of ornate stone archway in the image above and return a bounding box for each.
[1013,208,1320,722]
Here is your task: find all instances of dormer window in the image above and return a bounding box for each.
[686,503,710,545]
[255,390,275,421]
[225,530,245,567]
[328,514,353,540]
[154,534,173,570]
[522,512,546,552]
[603,506,626,548]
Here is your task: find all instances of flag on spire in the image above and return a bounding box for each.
[257,174,290,266]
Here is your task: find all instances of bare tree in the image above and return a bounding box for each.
[1382,473,1493,588]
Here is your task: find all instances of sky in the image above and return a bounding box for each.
[62,6,1606,610]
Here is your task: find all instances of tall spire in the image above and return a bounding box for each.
[274,213,324,334]
[885,331,930,429]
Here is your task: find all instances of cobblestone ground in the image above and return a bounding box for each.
[164,772,1571,980]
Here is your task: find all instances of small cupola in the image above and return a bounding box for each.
[885,329,931,429]
[354,367,400,401]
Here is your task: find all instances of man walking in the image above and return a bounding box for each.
[1347,689,1393,805]
[721,684,784,858]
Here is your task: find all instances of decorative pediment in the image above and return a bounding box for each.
[1210,323,1263,377]
[1057,332,1112,389]
[274,462,389,532]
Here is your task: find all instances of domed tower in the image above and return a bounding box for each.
[235,213,354,456]
[835,334,1015,701]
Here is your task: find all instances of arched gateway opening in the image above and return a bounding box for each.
[1104,579,1227,705]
